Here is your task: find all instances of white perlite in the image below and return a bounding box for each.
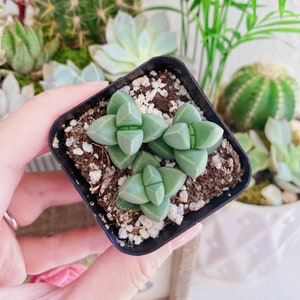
[89,170,102,184]
[82,142,93,153]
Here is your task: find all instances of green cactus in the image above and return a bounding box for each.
[1,20,59,75]
[86,90,168,169]
[149,103,224,178]
[116,152,187,222]
[31,0,141,48]
[219,62,299,131]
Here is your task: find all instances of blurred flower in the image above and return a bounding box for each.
[28,264,88,288]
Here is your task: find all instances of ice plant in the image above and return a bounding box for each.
[89,11,176,81]
[0,72,34,119]
[219,62,299,131]
[1,20,59,74]
[116,152,186,222]
[149,103,224,178]
[86,90,168,169]
[40,60,104,90]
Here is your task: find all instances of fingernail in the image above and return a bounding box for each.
[171,223,202,250]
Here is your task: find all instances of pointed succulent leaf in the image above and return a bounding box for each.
[101,43,136,64]
[174,149,208,178]
[132,151,160,174]
[1,28,15,63]
[86,115,117,145]
[143,164,162,186]
[118,173,149,205]
[12,41,34,74]
[158,167,186,197]
[173,103,202,125]
[140,197,171,222]
[116,197,140,211]
[265,117,291,148]
[138,30,151,61]
[117,129,143,156]
[206,138,223,154]
[14,20,28,46]
[107,145,137,170]
[163,122,190,150]
[151,32,177,56]
[193,121,224,149]
[247,148,269,174]
[234,132,254,153]
[116,101,142,127]
[248,130,268,153]
[145,183,165,206]
[146,13,169,39]
[107,90,135,115]
[141,114,168,143]
[25,27,42,60]
[79,63,104,82]
[148,137,175,160]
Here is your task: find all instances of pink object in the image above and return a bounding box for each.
[28,264,88,287]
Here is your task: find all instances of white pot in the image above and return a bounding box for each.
[26,152,61,172]
[195,200,300,281]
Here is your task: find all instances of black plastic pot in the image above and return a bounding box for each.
[49,56,251,255]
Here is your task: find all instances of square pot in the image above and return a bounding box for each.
[49,56,251,255]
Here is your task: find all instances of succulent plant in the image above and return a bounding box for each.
[89,11,177,81]
[116,152,187,222]
[1,20,59,75]
[219,62,299,131]
[235,117,300,205]
[86,90,168,169]
[149,103,224,178]
[30,0,141,48]
[39,60,104,90]
[0,72,34,119]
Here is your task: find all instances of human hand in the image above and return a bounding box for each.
[0,82,201,299]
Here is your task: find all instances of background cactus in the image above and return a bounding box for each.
[30,0,141,48]
[218,62,299,131]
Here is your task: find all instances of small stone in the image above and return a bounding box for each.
[72,148,84,155]
[82,142,93,153]
[89,170,102,184]
[260,184,282,206]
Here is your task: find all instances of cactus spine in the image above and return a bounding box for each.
[31,0,141,48]
[219,63,299,131]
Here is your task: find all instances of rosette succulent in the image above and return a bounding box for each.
[86,90,168,169]
[0,72,34,119]
[1,20,59,75]
[116,152,187,222]
[40,60,104,90]
[219,62,299,131]
[149,103,224,178]
[89,11,177,81]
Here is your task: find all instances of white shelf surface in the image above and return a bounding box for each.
[188,241,300,300]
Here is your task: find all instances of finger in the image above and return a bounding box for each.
[63,224,201,300]
[9,171,82,226]
[0,81,108,217]
[18,226,111,275]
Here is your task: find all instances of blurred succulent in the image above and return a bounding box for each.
[116,152,187,222]
[219,62,299,131]
[89,11,177,81]
[1,20,59,74]
[40,60,104,90]
[149,103,224,178]
[31,0,141,48]
[0,72,34,119]
[235,117,300,205]
[86,90,168,169]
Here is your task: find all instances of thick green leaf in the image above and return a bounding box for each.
[86,115,117,145]
[118,173,149,205]
[158,167,186,196]
[107,145,137,170]
[116,101,142,128]
[148,137,175,160]
[107,90,135,115]
[132,151,160,174]
[116,197,140,211]
[173,103,202,124]
[145,183,165,206]
[140,197,171,222]
[174,149,208,178]
[143,164,162,186]
[163,122,190,150]
[141,114,168,143]
[117,129,143,156]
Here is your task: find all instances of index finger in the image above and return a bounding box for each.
[0,81,108,216]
